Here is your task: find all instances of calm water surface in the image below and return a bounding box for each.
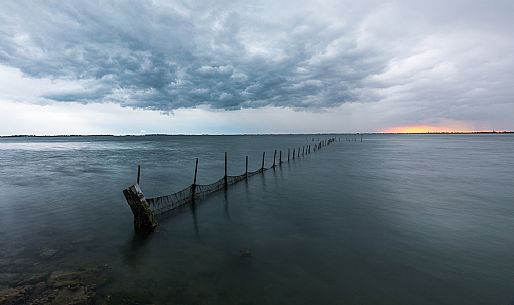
[0,134,513,304]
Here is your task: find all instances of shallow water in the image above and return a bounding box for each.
[0,134,513,304]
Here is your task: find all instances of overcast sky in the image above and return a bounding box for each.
[1,0,513,135]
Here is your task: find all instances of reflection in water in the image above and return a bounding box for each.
[223,189,231,220]
[259,171,267,192]
[190,201,200,239]
[122,231,154,268]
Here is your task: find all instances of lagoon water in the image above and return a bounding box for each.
[0,134,513,304]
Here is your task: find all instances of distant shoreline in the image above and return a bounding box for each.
[1,131,513,138]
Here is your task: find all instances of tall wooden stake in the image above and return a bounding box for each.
[245,155,248,178]
[224,152,228,187]
[192,158,198,200]
[137,165,141,184]
[261,152,265,170]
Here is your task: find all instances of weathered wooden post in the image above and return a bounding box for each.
[288,148,290,161]
[302,146,305,157]
[122,184,157,233]
[245,155,248,178]
[192,158,198,201]
[137,165,141,184]
[293,148,295,160]
[279,150,282,164]
[273,149,277,167]
[224,152,228,188]
[297,147,300,158]
[261,152,265,171]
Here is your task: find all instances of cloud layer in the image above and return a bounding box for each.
[1,0,514,127]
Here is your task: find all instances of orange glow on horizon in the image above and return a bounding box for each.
[381,125,486,133]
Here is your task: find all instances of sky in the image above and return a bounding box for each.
[1,0,513,135]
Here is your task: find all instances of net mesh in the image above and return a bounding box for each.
[146,185,194,215]
[146,168,267,216]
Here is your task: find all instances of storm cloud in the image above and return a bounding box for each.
[1,0,514,121]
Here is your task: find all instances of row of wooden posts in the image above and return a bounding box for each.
[137,138,335,187]
[124,138,336,233]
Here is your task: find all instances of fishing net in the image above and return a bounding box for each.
[146,185,194,215]
[143,138,336,217]
[146,168,268,216]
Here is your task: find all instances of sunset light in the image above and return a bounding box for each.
[382,125,477,133]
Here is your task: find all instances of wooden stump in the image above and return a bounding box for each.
[122,184,158,233]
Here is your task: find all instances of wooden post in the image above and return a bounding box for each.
[137,165,141,184]
[193,158,199,185]
[288,148,290,161]
[297,147,300,158]
[245,155,248,178]
[302,146,305,157]
[224,152,228,188]
[192,158,198,200]
[261,152,265,170]
[279,150,282,164]
[273,149,277,167]
[123,184,157,233]
[293,148,295,159]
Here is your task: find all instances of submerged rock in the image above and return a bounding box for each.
[98,291,156,305]
[0,266,109,305]
[39,248,59,259]
[0,273,23,286]
[239,249,252,258]
[16,272,48,286]
[0,285,32,305]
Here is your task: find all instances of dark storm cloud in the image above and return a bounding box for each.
[0,0,387,110]
[1,0,513,117]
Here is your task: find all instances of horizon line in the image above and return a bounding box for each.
[1,131,513,137]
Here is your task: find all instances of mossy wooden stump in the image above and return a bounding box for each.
[122,184,157,233]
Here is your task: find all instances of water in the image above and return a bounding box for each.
[0,134,513,304]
